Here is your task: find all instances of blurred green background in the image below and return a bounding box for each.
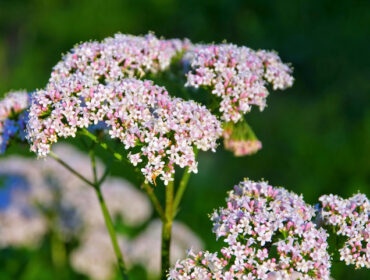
[0,0,369,279]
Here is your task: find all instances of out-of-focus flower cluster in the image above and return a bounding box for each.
[169,180,331,280]
[0,90,30,154]
[0,144,203,280]
[0,144,150,244]
[27,79,222,184]
[319,194,370,268]
[0,207,46,248]
[71,219,203,280]
[184,44,294,122]
[70,227,126,280]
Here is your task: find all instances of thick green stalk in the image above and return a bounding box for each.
[142,183,166,222]
[161,180,174,280]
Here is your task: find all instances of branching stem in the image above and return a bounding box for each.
[89,148,129,280]
[49,152,95,188]
[50,148,130,280]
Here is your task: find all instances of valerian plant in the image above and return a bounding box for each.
[0,33,368,280]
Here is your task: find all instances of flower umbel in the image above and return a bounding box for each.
[319,193,370,268]
[51,33,186,84]
[27,79,222,184]
[169,180,331,279]
[184,44,294,122]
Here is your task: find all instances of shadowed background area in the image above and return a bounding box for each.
[0,0,369,279]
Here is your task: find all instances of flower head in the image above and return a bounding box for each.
[51,33,187,84]
[184,44,293,122]
[27,79,222,184]
[170,180,331,279]
[319,193,370,268]
[0,90,30,153]
[27,33,220,184]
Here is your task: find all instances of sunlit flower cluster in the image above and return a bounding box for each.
[184,44,293,122]
[170,180,331,279]
[319,193,370,268]
[169,249,307,280]
[0,90,30,153]
[51,33,186,84]
[27,79,222,184]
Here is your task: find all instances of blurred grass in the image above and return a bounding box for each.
[0,0,369,279]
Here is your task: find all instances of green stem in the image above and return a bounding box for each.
[161,180,174,280]
[94,185,129,280]
[89,148,129,280]
[141,183,166,222]
[98,165,111,186]
[49,152,95,188]
[172,167,191,218]
[50,149,129,279]
[89,148,98,183]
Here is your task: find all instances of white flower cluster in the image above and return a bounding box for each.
[0,206,47,248]
[184,44,294,122]
[0,144,152,243]
[170,180,331,280]
[51,33,186,84]
[27,79,222,184]
[0,144,203,279]
[70,227,129,280]
[319,193,370,268]
[0,90,30,153]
